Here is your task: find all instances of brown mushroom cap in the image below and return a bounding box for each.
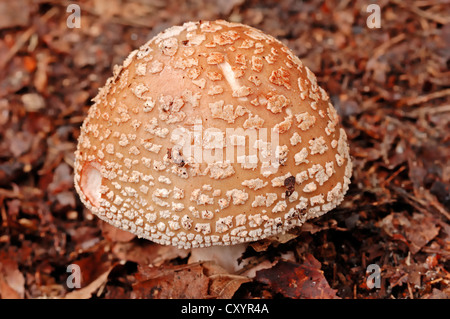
[74,20,352,249]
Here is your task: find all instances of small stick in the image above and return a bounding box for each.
[391,0,450,24]
[401,88,450,107]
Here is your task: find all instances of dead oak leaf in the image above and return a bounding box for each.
[255,254,339,299]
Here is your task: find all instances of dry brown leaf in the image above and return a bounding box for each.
[0,274,21,299]
[132,261,249,299]
[0,252,25,299]
[71,246,112,287]
[64,267,113,299]
[202,261,250,298]
[378,212,440,254]
[256,254,339,299]
[405,213,441,254]
[132,263,210,299]
[249,231,300,252]
[0,0,30,29]
[208,273,250,299]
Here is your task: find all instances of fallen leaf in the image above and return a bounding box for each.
[208,273,250,299]
[0,273,21,299]
[0,251,25,298]
[256,254,339,299]
[71,245,112,287]
[0,0,31,29]
[132,261,249,299]
[64,267,113,299]
[132,263,210,299]
[249,231,300,252]
[202,262,250,298]
[405,213,440,254]
[378,212,440,254]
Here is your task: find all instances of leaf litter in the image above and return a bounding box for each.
[0,0,449,299]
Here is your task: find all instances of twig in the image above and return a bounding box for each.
[0,26,36,70]
[369,34,406,63]
[407,104,450,117]
[390,0,450,24]
[414,0,450,7]
[400,88,450,107]
[382,165,407,187]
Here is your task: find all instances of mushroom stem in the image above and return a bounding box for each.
[188,243,249,273]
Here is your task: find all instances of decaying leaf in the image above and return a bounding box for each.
[249,231,301,252]
[256,254,339,299]
[0,250,25,299]
[378,212,440,254]
[64,267,114,299]
[131,261,249,299]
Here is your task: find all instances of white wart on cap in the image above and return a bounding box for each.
[74,20,352,249]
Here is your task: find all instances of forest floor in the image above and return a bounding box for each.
[0,0,449,299]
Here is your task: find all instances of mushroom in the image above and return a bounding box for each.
[74,20,352,251]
